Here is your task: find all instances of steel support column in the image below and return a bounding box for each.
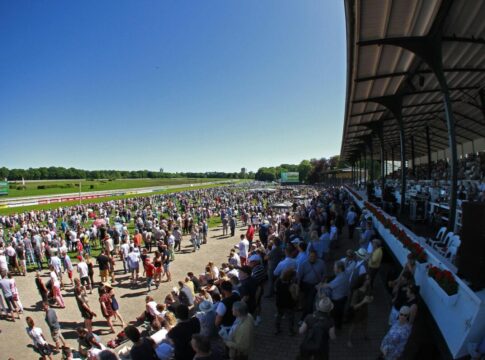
[351,163,354,185]
[378,127,385,197]
[369,140,374,182]
[358,32,459,229]
[359,156,362,185]
[480,89,485,121]
[426,126,432,179]
[384,151,388,178]
[411,136,416,178]
[391,147,395,179]
[368,96,406,216]
[363,148,367,185]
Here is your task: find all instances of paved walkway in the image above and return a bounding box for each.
[252,226,391,360]
[3,224,394,360]
[2,224,246,359]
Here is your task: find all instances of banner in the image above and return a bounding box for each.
[0,181,8,196]
[281,172,299,183]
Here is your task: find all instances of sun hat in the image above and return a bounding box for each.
[316,297,334,313]
[399,305,411,316]
[102,282,113,289]
[198,300,213,313]
[355,248,368,259]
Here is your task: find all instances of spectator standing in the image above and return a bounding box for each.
[275,268,298,335]
[43,302,66,352]
[298,297,336,360]
[297,250,326,321]
[380,306,413,360]
[124,325,158,360]
[25,316,53,360]
[167,304,201,360]
[223,301,255,360]
[323,261,350,330]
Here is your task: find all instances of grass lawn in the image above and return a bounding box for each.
[0,181,246,215]
[24,198,224,272]
[4,178,230,198]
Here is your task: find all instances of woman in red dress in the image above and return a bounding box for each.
[98,285,115,333]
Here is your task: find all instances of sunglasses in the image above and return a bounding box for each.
[399,313,409,317]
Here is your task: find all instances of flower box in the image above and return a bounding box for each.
[428,274,459,306]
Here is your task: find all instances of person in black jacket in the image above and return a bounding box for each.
[167,304,201,360]
[274,268,297,335]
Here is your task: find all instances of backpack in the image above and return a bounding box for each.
[300,316,329,353]
[289,282,300,301]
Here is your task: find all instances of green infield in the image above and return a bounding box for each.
[0,181,245,215]
[3,178,228,198]
[22,201,224,272]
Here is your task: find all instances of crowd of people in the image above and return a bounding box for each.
[0,183,464,360]
[387,152,485,182]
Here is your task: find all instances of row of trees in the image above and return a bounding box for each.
[0,166,255,181]
[0,155,348,183]
[254,156,348,183]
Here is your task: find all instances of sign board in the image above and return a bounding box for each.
[0,181,8,196]
[281,172,299,183]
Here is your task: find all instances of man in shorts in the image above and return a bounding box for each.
[77,256,92,293]
[128,247,141,286]
[0,271,20,321]
[43,302,66,352]
[96,250,110,284]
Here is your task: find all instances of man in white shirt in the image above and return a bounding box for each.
[236,235,249,266]
[228,249,241,267]
[77,257,91,293]
[50,252,63,284]
[127,247,141,285]
[346,207,357,240]
[120,239,131,274]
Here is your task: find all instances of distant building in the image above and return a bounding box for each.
[241,168,246,175]
[160,168,164,173]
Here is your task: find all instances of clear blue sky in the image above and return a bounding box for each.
[0,0,346,173]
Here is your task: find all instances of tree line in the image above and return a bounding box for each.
[0,155,350,183]
[254,156,349,183]
[0,166,255,181]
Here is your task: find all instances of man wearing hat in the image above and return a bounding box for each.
[298,297,336,359]
[368,239,383,287]
[195,300,217,338]
[349,248,368,291]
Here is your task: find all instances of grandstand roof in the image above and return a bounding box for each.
[340,0,485,162]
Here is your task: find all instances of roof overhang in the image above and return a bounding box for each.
[340,0,485,162]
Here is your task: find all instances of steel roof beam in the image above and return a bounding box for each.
[353,86,479,103]
[355,67,485,83]
[442,36,485,45]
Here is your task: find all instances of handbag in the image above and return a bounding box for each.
[38,343,53,356]
[111,296,119,311]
